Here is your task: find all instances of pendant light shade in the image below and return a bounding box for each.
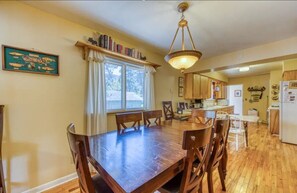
[164,2,202,72]
[165,50,202,70]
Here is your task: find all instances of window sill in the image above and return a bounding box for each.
[107,109,144,115]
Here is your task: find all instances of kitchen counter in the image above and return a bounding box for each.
[197,105,234,111]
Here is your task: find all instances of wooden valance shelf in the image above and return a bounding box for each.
[75,41,161,68]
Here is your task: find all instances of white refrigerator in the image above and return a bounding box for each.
[280,81,297,144]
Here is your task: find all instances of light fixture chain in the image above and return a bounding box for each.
[186,25,196,50]
[168,27,180,54]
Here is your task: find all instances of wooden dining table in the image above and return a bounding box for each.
[87,120,209,193]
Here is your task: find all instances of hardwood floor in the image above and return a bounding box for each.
[43,123,297,193]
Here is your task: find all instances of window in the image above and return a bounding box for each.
[105,59,144,112]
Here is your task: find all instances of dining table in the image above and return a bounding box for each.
[228,114,259,147]
[87,120,210,193]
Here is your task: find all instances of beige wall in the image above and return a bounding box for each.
[283,59,297,71]
[269,70,282,105]
[186,36,297,73]
[200,71,228,82]
[0,2,182,192]
[228,74,270,122]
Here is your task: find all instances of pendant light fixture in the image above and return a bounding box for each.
[164,2,202,73]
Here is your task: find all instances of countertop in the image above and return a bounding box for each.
[195,105,234,111]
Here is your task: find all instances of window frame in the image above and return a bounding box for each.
[104,58,145,113]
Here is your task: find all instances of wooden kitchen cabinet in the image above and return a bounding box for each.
[184,73,193,99]
[200,76,211,99]
[193,74,201,98]
[184,73,201,99]
[283,70,297,81]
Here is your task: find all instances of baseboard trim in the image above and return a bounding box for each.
[22,172,77,193]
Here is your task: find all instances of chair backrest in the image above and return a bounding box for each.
[179,126,214,193]
[216,111,229,120]
[178,102,185,110]
[67,124,95,193]
[115,112,142,133]
[143,110,162,127]
[208,119,230,170]
[229,116,243,131]
[192,110,217,126]
[162,101,174,120]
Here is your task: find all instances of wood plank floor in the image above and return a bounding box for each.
[43,123,297,193]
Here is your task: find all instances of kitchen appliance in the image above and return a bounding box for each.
[280,81,297,144]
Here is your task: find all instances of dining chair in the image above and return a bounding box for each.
[216,111,228,120]
[143,110,162,127]
[160,125,214,193]
[228,116,246,151]
[192,110,217,126]
[66,124,113,193]
[0,106,5,193]
[207,118,230,193]
[162,101,175,120]
[115,112,142,134]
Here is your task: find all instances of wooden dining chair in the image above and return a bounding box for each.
[162,101,175,120]
[207,118,230,193]
[143,110,162,127]
[66,124,113,193]
[115,112,142,134]
[160,125,214,193]
[192,110,217,126]
[0,106,5,193]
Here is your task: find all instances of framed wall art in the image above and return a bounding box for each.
[234,90,241,97]
[2,45,59,76]
[178,77,184,97]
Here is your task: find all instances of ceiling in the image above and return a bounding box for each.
[219,61,283,78]
[24,1,297,58]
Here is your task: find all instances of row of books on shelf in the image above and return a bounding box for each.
[88,33,146,60]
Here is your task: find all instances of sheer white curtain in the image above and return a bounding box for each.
[86,50,107,135]
[144,65,156,110]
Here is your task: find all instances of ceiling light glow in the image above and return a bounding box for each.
[239,67,250,72]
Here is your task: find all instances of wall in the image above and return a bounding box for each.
[186,36,297,73]
[200,71,229,82]
[283,59,297,71]
[0,2,182,192]
[269,70,282,105]
[228,74,270,122]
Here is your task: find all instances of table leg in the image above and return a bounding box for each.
[244,121,248,147]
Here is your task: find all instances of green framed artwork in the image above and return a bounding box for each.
[2,45,59,76]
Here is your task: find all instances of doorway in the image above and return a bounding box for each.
[227,84,243,115]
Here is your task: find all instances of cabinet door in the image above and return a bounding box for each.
[283,70,297,81]
[221,82,227,99]
[200,76,210,99]
[184,73,193,99]
[193,74,201,99]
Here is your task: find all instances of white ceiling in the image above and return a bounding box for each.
[219,61,283,78]
[24,1,297,58]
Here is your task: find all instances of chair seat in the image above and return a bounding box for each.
[160,172,183,193]
[92,174,114,193]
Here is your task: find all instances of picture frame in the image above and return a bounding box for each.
[178,77,184,87]
[178,77,184,97]
[178,87,184,97]
[2,45,59,76]
[234,90,241,97]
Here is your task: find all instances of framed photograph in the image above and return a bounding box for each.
[178,87,184,97]
[178,77,184,87]
[2,45,59,76]
[234,90,241,97]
